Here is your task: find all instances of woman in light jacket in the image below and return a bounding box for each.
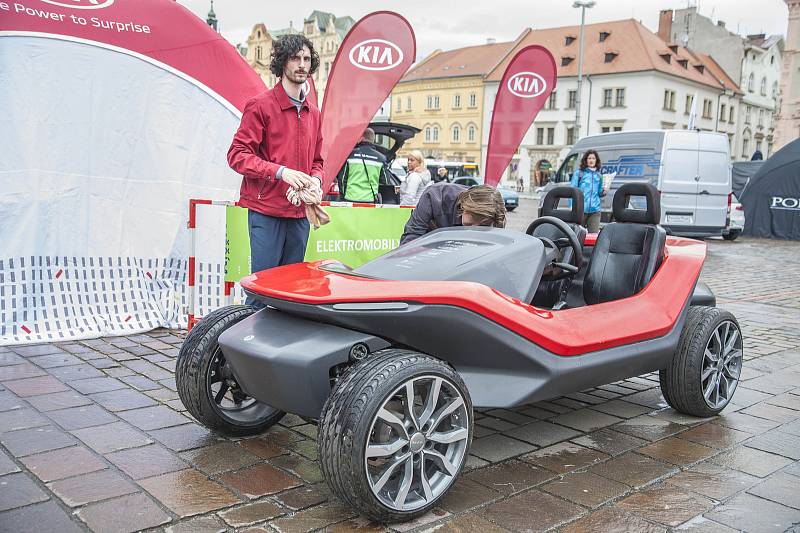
[570,150,606,232]
[399,150,432,206]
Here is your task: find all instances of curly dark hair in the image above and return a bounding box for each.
[579,149,602,171]
[269,34,320,78]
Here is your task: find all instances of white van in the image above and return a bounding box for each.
[548,130,732,237]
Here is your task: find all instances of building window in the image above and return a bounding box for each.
[599,31,610,42]
[396,97,401,112]
[426,95,432,109]
[452,125,460,142]
[745,105,752,124]
[425,127,431,142]
[453,94,461,108]
[536,127,544,145]
[546,91,557,110]
[406,97,412,111]
[601,125,623,133]
[742,137,749,158]
[758,109,764,127]
[325,62,330,77]
[467,125,476,142]
[729,107,734,124]
[432,127,439,142]
[748,73,754,92]
[772,81,779,98]
[615,88,625,107]
[702,99,713,119]
[434,96,440,109]
[566,126,575,145]
[684,94,693,115]
[257,30,261,38]
[720,103,727,122]
[561,56,574,66]
[565,35,576,46]
[547,127,555,145]
[567,90,577,109]
[756,140,763,153]
[602,88,613,108]
[468,93,477,107]
[760,77,767,96]
[663,90,676,111]
[256,46,262,60]
[604,52,618,63]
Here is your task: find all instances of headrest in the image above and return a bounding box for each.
[540,186,584,224]
[612,182,661,224]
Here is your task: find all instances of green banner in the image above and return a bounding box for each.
[224,205,412,282]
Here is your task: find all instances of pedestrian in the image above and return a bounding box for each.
[400,183,506,244]
[227,34,324,306]
[751,150,763,161]
[336,127,389,203]
[435,167,449,183]
[570,149,605,233]
[399,150,432,206]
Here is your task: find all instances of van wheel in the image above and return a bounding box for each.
[723,230,741,241]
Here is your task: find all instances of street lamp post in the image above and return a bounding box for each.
[573,0,595,141]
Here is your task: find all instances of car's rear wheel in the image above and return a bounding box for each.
[176,305,284,436]
[319,350,472,523]
[660,306,743,417]
[723,229,741,241]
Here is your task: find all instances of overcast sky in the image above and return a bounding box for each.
[180,0,788,61]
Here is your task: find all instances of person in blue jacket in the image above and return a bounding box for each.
[570,150,606,232]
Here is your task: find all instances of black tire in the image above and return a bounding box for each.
[318,350,472,523]
[660,306,743,417]
[723,229,741,241]
[507,206,517,212]
[177,305,284,436]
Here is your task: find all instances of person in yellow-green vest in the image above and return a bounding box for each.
[336,128,389,203]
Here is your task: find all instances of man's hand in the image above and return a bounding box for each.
[281,168,314,189]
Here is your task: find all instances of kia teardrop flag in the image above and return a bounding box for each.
[304,78,319,109]
[320,11,415,192]
[485,45,557,187]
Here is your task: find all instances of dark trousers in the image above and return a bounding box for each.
[247,210,309,307]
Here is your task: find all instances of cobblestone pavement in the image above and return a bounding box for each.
[2,199,799,532]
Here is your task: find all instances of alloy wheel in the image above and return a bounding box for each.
[701,320,743,410]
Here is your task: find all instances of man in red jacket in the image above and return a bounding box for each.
[227,34,324,306]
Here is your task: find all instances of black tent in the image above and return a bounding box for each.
[741,138,800,239]
[732,161,764,197]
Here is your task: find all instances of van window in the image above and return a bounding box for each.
[555,153,579,183]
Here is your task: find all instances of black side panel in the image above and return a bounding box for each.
[218,308,391,418]
[260,297,689,409]
[690,282,716,307]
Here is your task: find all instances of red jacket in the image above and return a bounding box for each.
[227,83,324,218]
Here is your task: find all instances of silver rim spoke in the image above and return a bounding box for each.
[702,320,742,410]
[365,374,468,512]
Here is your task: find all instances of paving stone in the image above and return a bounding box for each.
[77,492,172,533]
[646,409,714,426]
[614,415,688,441]
[713,411,783,434]
[103,367,135,378]
[106,443,189,479]
[269,501,356,532]
[740,402,799,423]
[0,449,20,476]
[710,445,794,477]
[270,453,324,484]
[589,452,678,488]
[69,377,126,394]
[24,390,91,412]
[571,428,649,456]
[623,389,668,409]
[438,477,502,513]
[0,362,47,381]
[218,463,302,499]
[89,388,157,412]
[504,420,580,447]
[533,400,574,414]
[21,446,107,482]
[671,516,740,533]
[468,433,535,462]
[283,438,318,461]
[125,359,173,381]
[71,421,152,454]
[677,422,753,449]
[523,442,610,473]
[617,483,714,527]
[0,407,49,431]
[739,374,797,395]
[726,387,773,407]
[588,399,654,419]
[551,408,623,432]
[484,408,537,425]
[665,462,760,500]
[274,483,329,511]
[1,425,77,457]
[783,462,800,478]
[0,500,84,533]
[46,363,105,382]
[0,389,24,412]
[475,416,519,432]
[3,376,68,397]
[638,437,717,466]
[116,405,189,431]
[0,352,25,366]
[149,423,222,452]
[165,515,226,533]
[746,472,800,509]
[705,493,800,533]
[88,358,122,369]
[12,344,65,357]
[518,405,558,419]
[139,468,240,517]
[743,429,800,459]
[482,488,584,531]
[0,472,49,511]
[542,470,629,508]
[392,508,453,532]
[218,499,285,527]
[48,468,139,506]
[766,391,800,411]
[144,386,180,402]
[419,512,511,533]
[465,459,554,496]
[560,506,667,533]
[119,374,161,391]
[180,442,262,475]
[46,404,118,430]
[28,353,83,368]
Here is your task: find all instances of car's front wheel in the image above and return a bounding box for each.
[723,229,741,241]
[660,306,743,417]
[318,350,472,523]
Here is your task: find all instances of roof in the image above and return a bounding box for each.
[485,19,729,91]
[268,25,299,39]
[692,52,742,95]
[745,34,783,51]
[400,41,516,82]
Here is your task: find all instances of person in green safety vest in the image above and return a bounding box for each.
[336,128,390,203]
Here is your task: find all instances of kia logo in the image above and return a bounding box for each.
[348,39,403,71]
[771,197,800,211]
[40,0,114,8]
[507,71,547,98]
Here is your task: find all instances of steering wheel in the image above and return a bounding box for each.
[526,216,584,281]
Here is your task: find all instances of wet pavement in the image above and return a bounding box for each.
[1,199,799,532]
